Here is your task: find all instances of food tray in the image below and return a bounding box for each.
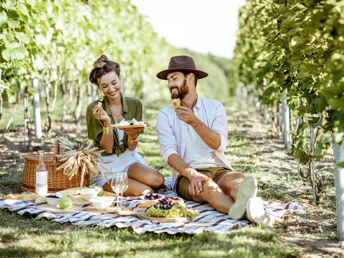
[135,208,190,223]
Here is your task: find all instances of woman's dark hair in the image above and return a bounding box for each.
[89,55,120,85]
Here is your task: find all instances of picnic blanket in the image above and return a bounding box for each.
[0,182,305,235]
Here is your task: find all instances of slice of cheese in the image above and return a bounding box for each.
[137,200,157,208]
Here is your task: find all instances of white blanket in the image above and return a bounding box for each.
[0,184,305,235]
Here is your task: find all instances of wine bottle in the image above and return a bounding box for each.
[35,150,48,195]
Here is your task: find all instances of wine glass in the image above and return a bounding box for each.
[111,172,128,211]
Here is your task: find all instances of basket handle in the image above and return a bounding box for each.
[53,139,60,164]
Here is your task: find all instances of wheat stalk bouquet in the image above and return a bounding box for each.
[56,137,105,187]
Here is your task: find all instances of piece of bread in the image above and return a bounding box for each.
[137,200,157,208]
[35,197,47,205]
[56,187,87,197]
[171,98,181,109]
[117,208,135,216]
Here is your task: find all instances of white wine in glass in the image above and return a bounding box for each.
[111,172,128,211]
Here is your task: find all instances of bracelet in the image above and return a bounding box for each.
[103,127,112,135]
[128,137,137,142]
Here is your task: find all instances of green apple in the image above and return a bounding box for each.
[59,196,72,210]
[92,186,104,196]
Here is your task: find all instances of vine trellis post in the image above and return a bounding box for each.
[32,78,42,140]
[24,87,30,144]
[310,127,316,202]
[263,105,269,123]
[333,136,344,241]
[281,91,291,152]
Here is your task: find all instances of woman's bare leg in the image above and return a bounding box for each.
[102,178,154,196]
[127,162,164,189]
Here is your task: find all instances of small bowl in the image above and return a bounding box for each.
[141,193,164,201]
[80,188,98,201]
[45,194,62,207]
[90,197,115,210]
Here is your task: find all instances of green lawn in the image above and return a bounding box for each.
[1,96,336,257]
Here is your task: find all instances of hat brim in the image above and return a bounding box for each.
[156,68,208,80]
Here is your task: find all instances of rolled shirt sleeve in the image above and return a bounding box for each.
[86,102,103,147]
[156,110,178,163]
[210,102,228,152]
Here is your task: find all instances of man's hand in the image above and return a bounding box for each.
[188,168,209,195]
[93,105,111,126]
[175,106,198,126]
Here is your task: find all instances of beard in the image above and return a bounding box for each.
[170,78,189,100]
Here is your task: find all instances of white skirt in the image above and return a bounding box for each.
[94,149,146,186]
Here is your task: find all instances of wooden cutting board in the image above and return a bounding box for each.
[112,124,147,130]
[84,206,117,214]
[85,206,136,216]
[135,208,190,223]
[37,204,83,214]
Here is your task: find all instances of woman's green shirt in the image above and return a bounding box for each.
[86,94,143,156]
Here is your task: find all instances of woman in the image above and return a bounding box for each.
[86,55,164,196]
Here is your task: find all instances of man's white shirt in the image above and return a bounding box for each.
[156,97,233,183]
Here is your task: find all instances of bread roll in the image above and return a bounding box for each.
[171,98,181,109]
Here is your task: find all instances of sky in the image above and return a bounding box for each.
[131,0,246,59]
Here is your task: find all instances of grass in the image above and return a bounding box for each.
[0,210,297,257]
[1,96,339,257]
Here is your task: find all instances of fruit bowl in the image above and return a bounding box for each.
[45,194,62,207]
[80,188,98,201]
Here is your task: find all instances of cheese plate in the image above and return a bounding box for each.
[37,204,83,214]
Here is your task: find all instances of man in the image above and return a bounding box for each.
[156,55,272,226]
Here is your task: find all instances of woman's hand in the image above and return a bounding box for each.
[93,105,111,126]
[122,128,141,151]
[121,128,143,139]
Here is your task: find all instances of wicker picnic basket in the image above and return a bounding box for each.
[22,141,90,193]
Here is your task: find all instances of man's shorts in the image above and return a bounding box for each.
[176,167,233,201]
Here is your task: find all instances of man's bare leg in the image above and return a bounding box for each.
[188,179,234,214]
[216,172,246,201]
